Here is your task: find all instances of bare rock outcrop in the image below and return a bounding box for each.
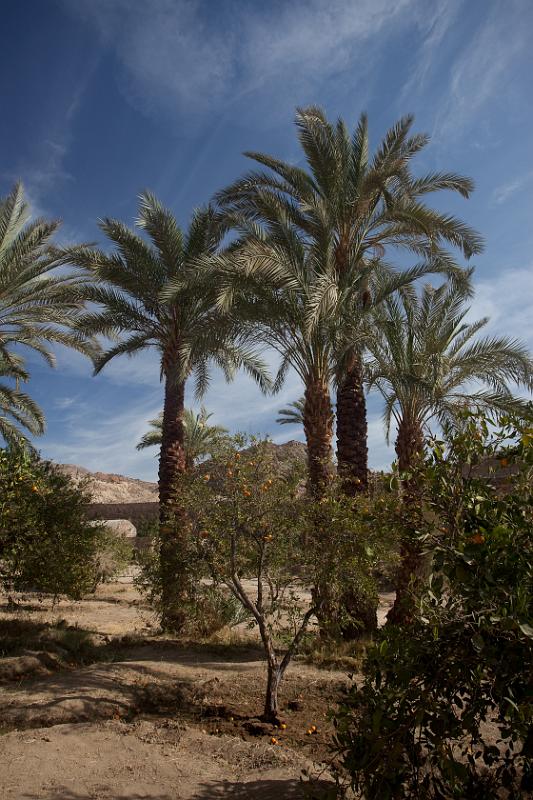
[55,464,158,504]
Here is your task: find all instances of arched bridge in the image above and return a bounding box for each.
[87,502,159,527]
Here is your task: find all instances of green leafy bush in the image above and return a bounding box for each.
[331,414,533,799]
[0,446,120,598]
[142,435,396,721]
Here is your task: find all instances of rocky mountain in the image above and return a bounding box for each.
[55,464,158,504]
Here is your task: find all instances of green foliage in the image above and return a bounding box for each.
[140,435,309,637]
[141,435,397,719]
[190,585,251,638]
[0,446,116,599]
[92,527,133,587]
[366,281,533,442]
[65,194,270,399]
[276,397,305,427]
[331,414,533,799]
[0,182,97,445]
[301,481,399,640]
[136,405,230,467]
[0,353,45,447]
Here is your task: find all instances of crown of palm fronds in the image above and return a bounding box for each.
[136,406,228,464]
[0,182,98,445]
[216,108,482,322]
[61,192,271,398]
[0,182,99,366]
[204,214,338,388]
[213,109,481,394]
[366,281,533,440]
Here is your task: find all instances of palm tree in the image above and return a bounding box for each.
[0,182,97,403]
[0,354,44,446]
[367,281,533,623]
[217,108,482,493]
[66,192,269,629]
[210,222,336,493]
[276,397,304,427]
[137,406,229,468]
[209,225,440,634]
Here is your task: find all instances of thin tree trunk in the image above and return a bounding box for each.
[158,367,187,631]
[263,661,283,724]
[303,375,334,495]
[336,350,368,494]
[387,415,425,625]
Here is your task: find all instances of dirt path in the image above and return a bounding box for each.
[0,643,336,798]
[0,719,319,799]
[0,578,393,798]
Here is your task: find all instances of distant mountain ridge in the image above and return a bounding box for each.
[55,464,158,504]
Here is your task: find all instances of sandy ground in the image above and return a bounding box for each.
[0,720,319,799]
[0,577,394,799]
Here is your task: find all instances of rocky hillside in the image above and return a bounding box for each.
[55,464,158,504]
[54,441,307,504]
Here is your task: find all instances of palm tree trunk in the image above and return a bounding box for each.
[158,367,187,631]
[303,375,334,495]
[336,350,368,494]
[335,351,376,638]
[394,415,424,476]
[387,415,425,625]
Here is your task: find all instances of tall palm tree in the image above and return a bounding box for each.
[137,406,229,468]
[367,281,533,623]
[276,397,304,427]
[66,192,269,629]
[209,224,443,634]
[0,181,97,379]
[217,108,482,493]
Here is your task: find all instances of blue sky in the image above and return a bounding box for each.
[1,0,532,479]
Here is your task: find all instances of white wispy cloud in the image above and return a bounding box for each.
[54,396,77,410]
[3,55,101,247]
[433,2,529,142]
[42,393,164,480]
[68,0,420,120]
[492,171,533,205]
[466,266,533,349]
[399,0,462,104]
[367,412,395,471]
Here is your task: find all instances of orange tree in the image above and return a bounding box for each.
[331,413,533,799]
[171,436,392,723]
[0,446,120,598]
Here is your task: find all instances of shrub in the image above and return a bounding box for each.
[0,446,116,598]
[331,414,533,799]
[144,435,394,722]
[92,527,133,587]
